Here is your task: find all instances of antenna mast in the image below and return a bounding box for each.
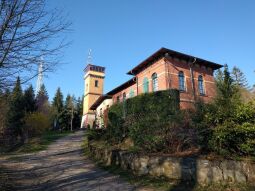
[36,58,44,95]
[87,49,93,65]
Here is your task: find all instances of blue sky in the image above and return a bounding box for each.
[34,0,255,100]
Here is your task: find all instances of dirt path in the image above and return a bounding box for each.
[0,131,137,191]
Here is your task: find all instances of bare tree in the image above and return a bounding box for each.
[0,0,71,89]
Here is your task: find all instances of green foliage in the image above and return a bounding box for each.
[0,89,10,134]
[232,66,249,89]
[23,85,37,113]
[105,103,125,144]
[24,112,51,137]
[212,65,241,124]
[209,122,255,156]
[7,77,24,137]
[105,90,183,152]
[36,84,49,114]
[87,128,106,141]
[52,87,64,114]
[204,65,255,156]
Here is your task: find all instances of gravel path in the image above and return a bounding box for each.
[0,131,137,191]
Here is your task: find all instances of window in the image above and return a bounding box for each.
[151,73,158,92]
[123,92,126,102]
[129,88,134,98]
[95,80,98,87]
[117,96,120,103]
[178,71,185,91]
[143,77,149,93]
[198,75,205,95]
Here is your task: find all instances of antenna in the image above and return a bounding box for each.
[87,49,93,65]
[36,57,44,95]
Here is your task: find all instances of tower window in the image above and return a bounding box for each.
[143,77,149,93]
[151,73,158,92]
[178,71,185,91]
[95,80,99,87]
[198,75,205,95]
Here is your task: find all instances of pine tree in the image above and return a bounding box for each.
[7,77,24,137]
[73,96,83,129]
[232,66,249,89]
[52,87,64,130]
[0,89,10,134]
[23,85,37,113]
[52,87,64,114]
[214,65,241,123]
[36,84,49,114]
[62,94,73,130]
[65,94,73,109]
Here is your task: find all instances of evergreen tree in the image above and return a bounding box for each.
[232,66,249,89]
[65,94,73,109]
[7,77,24,137]
[52,87,64,130]
[73,96,83,129]
[52,87,64,114]
[213,65,241,123]
[23,85,37,113]
[77,96,83,117]
[36,84,49,114]
[0,89,10,133]
[61,94,73,130]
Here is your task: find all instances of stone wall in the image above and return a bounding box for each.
[88,143,255,185]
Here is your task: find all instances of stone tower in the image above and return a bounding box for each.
[81,63,105,128]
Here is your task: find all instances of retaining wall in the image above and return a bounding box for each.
[88,143,255,185]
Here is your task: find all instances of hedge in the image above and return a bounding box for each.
[105,89,182,151]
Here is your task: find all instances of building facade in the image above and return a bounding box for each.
[82,47,222,128]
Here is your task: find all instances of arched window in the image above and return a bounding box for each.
[151,73,158,92]
[129,88,134,98]
[123,92,126,101]
[143,77,149,93]
[178,71,185,91]
[198,75,205,95]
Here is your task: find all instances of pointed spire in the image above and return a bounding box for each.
[87,49,93,65]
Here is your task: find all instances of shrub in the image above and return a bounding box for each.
[209,122,255,156]
[105,90,194,153]
[87,128,106,141]
[24,112,50,138]
[105,103,126,144]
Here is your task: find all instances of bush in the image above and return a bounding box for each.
[209,122,255,156]
[105,90,197,153]
[24,112,51,138]
[87,128,106,141]
[105,103,126,144]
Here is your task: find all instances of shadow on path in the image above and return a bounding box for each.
[0,131,135,191]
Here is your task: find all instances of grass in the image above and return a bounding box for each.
[9,130,72,154]
[83,137,255,191]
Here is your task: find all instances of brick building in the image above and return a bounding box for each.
[82,47,222,128]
